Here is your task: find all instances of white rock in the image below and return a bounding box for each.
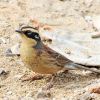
[6,43,20,56]
[10,43,20,54]
[84,16,93,24]
[0,37,6,44]
[91,32,100,38]
[6,91,12,95]
[14,74,23,80]
[92,15,100,31]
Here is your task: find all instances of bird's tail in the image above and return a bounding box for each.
[64,62,100,73]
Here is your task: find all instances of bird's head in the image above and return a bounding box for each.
[15,26,41,46]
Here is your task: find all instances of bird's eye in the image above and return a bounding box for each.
[27,32,32,36]
[34,34,39,39]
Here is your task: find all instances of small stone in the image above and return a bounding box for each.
[92,15,100,31]
[65,48,71,54]
[84,16,93,25]
[91,32,100,38]
[0,68,8,76]
[6,91,12,95]
[5,43,20,56]
[14,74,23,80]
[11,43,20,55]
[0,37,6,44]
[5,49,12,56]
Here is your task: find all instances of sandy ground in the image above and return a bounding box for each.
[0,0,100,100]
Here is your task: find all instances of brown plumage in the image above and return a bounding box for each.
[16,26,71,74]
[16,26,100,76]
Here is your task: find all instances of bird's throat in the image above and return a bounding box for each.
[33,41,43,49]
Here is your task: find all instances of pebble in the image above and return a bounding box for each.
[14,74,23,80]
[84,16,93,24]
[0,37,6,44]
[92,15,100,31]
[6,91,13,95]
[0,68,8,76]
[91,32,100,38]
[5,43,20,56]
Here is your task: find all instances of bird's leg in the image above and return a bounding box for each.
[35,75,55,98]
[20,72,44,82]
[41,70,69,90]
[42,74,56,90]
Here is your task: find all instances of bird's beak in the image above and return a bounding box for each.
[15,30,23,34]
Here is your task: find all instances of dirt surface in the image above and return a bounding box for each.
[0,0,100,100]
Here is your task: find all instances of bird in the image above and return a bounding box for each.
[15,26,100,81]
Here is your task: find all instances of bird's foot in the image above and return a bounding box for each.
[20,73,44,82]
[41,74,55,90]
